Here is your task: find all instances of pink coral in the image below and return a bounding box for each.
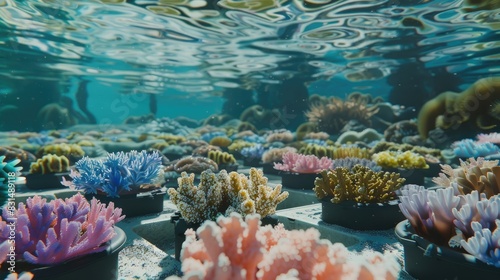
[273,152,333,174]
[179,213,400,280]
[476,132,500,144]
[0,193,124,265]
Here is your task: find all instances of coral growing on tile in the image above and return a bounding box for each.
[398,184,500,265]
[174,213,400,280]
[314,165,405,203]
[273,152,332,174]
[63,150,163,197]
[167,168,288,224]
[0,193,124,265]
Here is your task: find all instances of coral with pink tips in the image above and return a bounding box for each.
[273,152,333,174]
[172,213,400,280]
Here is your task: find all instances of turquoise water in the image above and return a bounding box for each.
[0,0,498,128]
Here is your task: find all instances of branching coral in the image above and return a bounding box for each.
[167,168,289,224]
[372,151,429,169]
[0,193,124,265]
[63,150,163,197]
[175,213,400,280]
[313,165,405,204]
[432,157,500,198]
[306,96,379,135]
[29,154,70,174]
[398,184,500,266]
[273,152,332,174]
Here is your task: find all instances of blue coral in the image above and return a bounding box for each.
[70,150,162,197]
[452,139,500,158]
[241,144,266,160]
[332,157,382,172]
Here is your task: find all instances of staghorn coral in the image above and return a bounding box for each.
[207,150,236,165]
[432,157,500,198]
[167,168,289,224]
[314,165,405,204]
[175,213,400,280]
[306,96,378,135]
[29,154,70,174]
[63,150,163,197]
[173,156,218,173]
[0,193,124,265]
[418,77,500,139]
[273,152,332,174]
[372,151,429,169]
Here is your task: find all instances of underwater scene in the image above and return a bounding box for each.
[0,0,500,279]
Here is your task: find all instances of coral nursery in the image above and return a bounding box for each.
[1,0,500,279]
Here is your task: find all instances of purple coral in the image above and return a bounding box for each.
[398,184,500,267]
[273,152,333,174]
[0,193,124,265]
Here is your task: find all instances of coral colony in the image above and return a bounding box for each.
[62,150,163,197]
[0,194,123,264]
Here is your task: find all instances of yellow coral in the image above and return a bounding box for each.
[208,150,236,165]
[29,154,70,174]
[372,151,429,169]
[36,143,84,159]
[298,144,336,159]
[227,140,255,154]
[209,136,232,147]
[156,134,186,145]
[168,168,289,223]
[313,165,405,203]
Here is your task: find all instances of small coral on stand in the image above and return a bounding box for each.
[273,152,332,174]
[314,165,405,204]
[0,193,124,266]
[62,150,163,197]
[168,213,400,280]
[398,184,500,266]
[167,168,289,224]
